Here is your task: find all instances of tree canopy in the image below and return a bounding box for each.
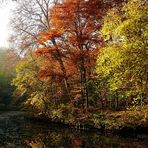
[9,0,148,128]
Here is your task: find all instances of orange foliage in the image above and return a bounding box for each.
[34,0,124,107]
[37,29,63,44]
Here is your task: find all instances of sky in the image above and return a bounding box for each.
[0,2,16,48]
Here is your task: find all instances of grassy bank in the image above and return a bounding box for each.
[88,105,148,132]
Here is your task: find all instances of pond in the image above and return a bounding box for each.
[0,111,148,148]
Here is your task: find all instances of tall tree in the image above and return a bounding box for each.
[36,0,123,111]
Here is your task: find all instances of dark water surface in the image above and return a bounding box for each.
[0,111,148,148]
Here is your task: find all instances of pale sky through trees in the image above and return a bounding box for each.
[0,1,16,48]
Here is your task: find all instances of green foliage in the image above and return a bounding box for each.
[12,55,51,114]
[96,0,148,107]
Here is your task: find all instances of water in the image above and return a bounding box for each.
[0,111,148,148]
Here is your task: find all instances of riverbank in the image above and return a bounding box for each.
[0,105,147,135]
[0,111,148,147]
[26,105,148,135]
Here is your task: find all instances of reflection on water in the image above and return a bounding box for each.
[0,115,148,148]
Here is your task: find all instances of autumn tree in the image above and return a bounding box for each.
[36,0,123,111]
[12,0,128,118]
